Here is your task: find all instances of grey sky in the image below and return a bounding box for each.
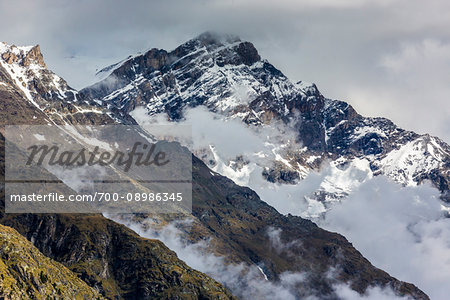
[1,0,449,142]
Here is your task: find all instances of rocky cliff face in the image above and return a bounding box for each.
[0,42,135,125]
[0,48,236,299]
[81,32,449,204]
[0,135,235,299]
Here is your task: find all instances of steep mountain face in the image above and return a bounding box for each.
[0,42,134,125]
[81,32,449,205]
[0,45,235,300]
[0,43,77,104]
[140,155,429,299]
[0,41,431,299]
[0,224,105,299]
[0,133,235,299]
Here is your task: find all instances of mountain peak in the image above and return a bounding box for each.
[0,43,82,111]
[172,32,261,66]
[193,31,241,46]
[0,43,46,68]
[87,32,265,105]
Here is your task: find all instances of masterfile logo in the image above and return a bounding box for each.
[26,142,170,172]
[5,125,192,214]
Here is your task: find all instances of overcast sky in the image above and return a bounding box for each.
[0,0,448,142]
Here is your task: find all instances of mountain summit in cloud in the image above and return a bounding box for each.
[81,32,450,206]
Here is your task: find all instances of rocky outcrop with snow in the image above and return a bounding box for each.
[0,42,122,125]
[81,32,449,205]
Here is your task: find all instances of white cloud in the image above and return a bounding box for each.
[134,106,271,159]
[320,177,450,300]
[132,106,299,186]
[266,227,302,255]
[334,284,410,300]
[380,39,450,76]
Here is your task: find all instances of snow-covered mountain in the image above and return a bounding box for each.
[0,42,136,126]
[81,32,450,212]
[0,43,79,105]
[1,39,433,300]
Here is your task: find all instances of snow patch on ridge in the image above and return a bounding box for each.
[375,136,448,186]
[0,42,76,110]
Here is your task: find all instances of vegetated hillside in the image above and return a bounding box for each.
[0,223,105,300]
